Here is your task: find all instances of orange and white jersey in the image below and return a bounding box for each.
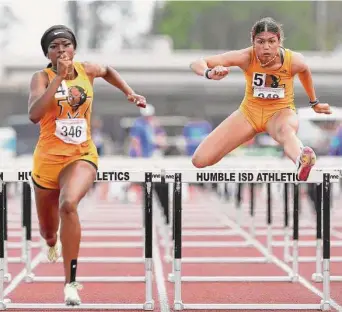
[36,62,96,156]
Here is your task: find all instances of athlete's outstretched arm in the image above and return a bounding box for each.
[28,72,63,124]
[291,52,331,114]
[84,62,146,107]
[190,48,251,78]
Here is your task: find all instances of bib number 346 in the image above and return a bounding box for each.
[55,119,87,144]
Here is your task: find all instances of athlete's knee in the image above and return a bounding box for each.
[40,228,57,241]
[59,196,78,216]
[192,153,212,168]
[192,156,206,168]
[276,123,296,142]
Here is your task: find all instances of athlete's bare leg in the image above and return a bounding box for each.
[33,186,60,247]
[266,108,316,181]
[192,109,257,168]
[265,108,302,163]
[58,160,96,283]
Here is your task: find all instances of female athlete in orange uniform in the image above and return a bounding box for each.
[28,25,146,305]
[190,17,331,181]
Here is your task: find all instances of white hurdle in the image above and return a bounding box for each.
[0,169,161,310]
[165,168,338,311]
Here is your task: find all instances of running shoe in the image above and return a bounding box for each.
[296,146,316,181]
[64,282,83,306]
[46,239,61,263]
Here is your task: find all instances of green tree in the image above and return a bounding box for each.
[151,1,341,51]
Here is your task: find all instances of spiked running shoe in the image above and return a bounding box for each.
[296,146,316,181]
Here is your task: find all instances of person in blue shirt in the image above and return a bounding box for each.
[128,104,168,216]
[183,118,212,156]
[329,125,342,156]
[129,104,166,158]
[92,116,105,156]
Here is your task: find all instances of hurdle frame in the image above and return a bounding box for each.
[168,179,302,283]
[166,169,336,311]
[0,170,158,310]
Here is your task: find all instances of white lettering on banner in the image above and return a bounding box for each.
[55,118,87,144]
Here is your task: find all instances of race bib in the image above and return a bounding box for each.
[253,87,285,99]
[252,72,285,99]
[55,118,87,144]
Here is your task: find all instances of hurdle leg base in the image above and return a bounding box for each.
[290,273,299,282]
[4,273,12,282]
[266,256,273,263]
[320,300,331,311]
[0,299,11,310]
[312,273,323,282]
[25,273,35,283]
[174,301,184,311]
[164,255,172,263]
[284,255,291,263]
[143,300,154,310]
[168,273,174,282]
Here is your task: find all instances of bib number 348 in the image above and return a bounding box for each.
[55,119,87,144]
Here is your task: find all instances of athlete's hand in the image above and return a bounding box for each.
[127,93,146,108]
[207,66,230,80]
[57,53,73,79]
[312,103,332,114]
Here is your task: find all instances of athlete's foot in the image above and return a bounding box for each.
[296,146,316,181]
[64,282,83,306]
[46,239,61,263]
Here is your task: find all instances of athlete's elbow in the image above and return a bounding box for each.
[28,108,41,124]
[190,59,207,76]
[189,61,196,72]
[192,154,207,168]
[28,115,40,124]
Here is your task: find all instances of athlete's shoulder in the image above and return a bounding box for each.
[228,46,252,61]
[205,47,251,70]
[239,46,254,70]
[289,50,307,75]
[290,50,305,61]
[29,69,49,86]
[81,61,108,78]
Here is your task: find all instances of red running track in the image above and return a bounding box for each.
[3,185,342,311]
